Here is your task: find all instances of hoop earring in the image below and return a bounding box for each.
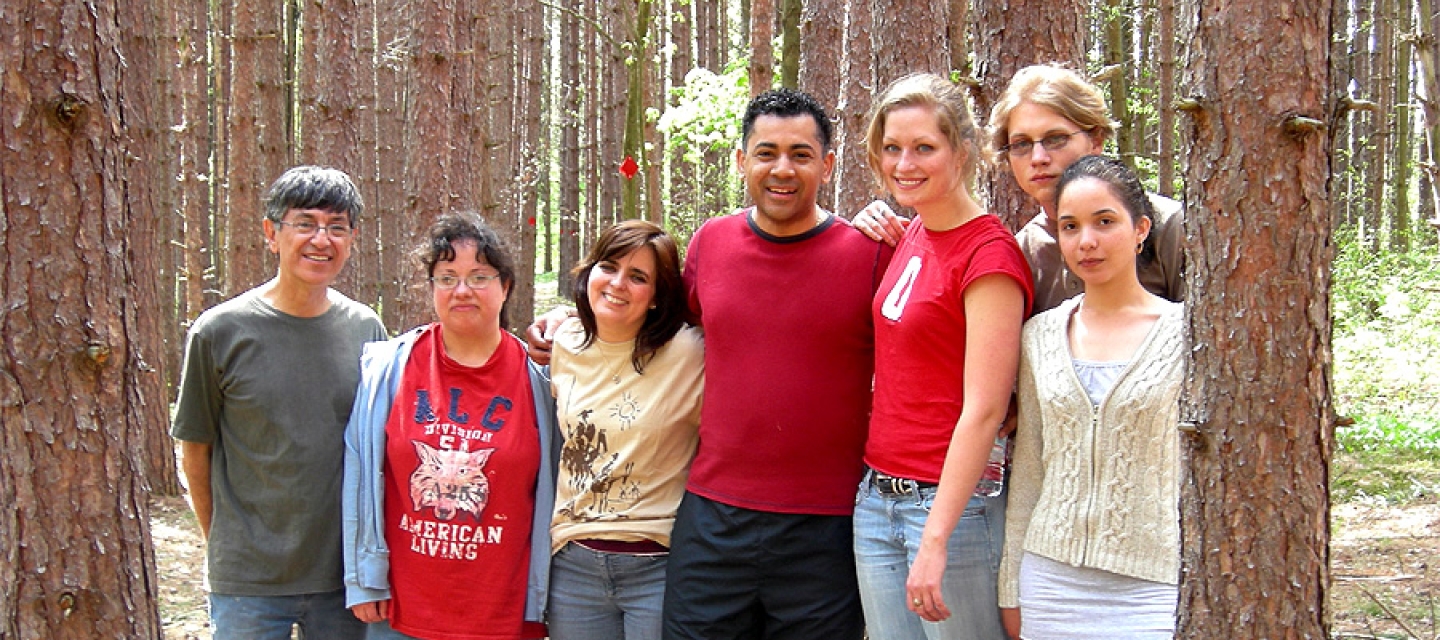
[1136,241,1144,255]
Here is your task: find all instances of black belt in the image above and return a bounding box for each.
[870,471,937,496]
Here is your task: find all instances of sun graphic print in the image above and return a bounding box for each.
[608,392,643,429]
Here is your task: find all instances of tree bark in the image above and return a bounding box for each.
[750,0,775,95]
[870,0,949,86]
[558,4,582,300]
[1369,0,1393,251]
[1157,0,1177,196]
[1176,0,1334,636]
[0,0,166,635]
[837,0,876,218]
[300,0,377,305]
[972,0,1084,231]
[1418,0,1440,230]
[122,0,183,498]
[223,0,289,295]
[1391,0,1413,251]
[779,0,801,88]
[799,0,843,213]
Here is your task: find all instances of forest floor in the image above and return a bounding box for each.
[153,455,1440,640]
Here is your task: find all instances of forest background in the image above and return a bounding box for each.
[1,0,1437,637]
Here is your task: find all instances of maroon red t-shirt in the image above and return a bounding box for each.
[865,215,1034,483]
[383,324,540,640]
[683,210,893,515]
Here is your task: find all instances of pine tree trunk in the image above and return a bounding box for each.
[1176,0,1334,636]
[301,0,377,305]
[798,0,842,212]
[779,0,801,88]
[1157,0,1177,196]
[558,4,582,301]
[224,0,289,295]
[836,0,875,219]
[1391,0,1413,251]
[870,0,949,85]
[750,0,775,95]
[0,0,166,634]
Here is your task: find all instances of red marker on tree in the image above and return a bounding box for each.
[619,156,639,179]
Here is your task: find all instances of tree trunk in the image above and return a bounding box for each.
[667,0,696,228]
[837,0,876,218]
[1369,0,1393,250]
[750,0,775,95]
[558,4,582,301]
[122,0,183,498]
[223,0,289,295]
[870,0,948,86]
[1391,0,1413,252]
[0,0,166,635]
[779,0,801,88]
[973,0,1084,231]
[512,0,545,327]
[300,0,376,305]
[1157,0,1177,196]
[799,0,842,213]
[1418,0,1440,230]
[396,0,457,330]
[1176,0,1334,637]
[1105,0,1135,170]
[375,0,409,331]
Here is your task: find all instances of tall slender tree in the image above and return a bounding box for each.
[1176,0,1334,636]
[223,0,290,295]
[750,0,775,95]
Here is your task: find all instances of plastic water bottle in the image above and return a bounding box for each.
[974,435,1009,497]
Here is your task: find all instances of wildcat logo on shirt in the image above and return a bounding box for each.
[409,441,493,521]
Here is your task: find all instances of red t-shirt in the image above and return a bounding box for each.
[383,325,540,640]
[683,210,893,515]
[865,215,1033,483]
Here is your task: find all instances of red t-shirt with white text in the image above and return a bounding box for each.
[383,324,540,640]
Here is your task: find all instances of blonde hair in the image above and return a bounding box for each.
[865,73,985,195]
[987,64,1116,156]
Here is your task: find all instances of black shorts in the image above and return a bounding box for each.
[661,491,864,640]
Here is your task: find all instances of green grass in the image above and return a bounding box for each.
[1332,235,1440,507]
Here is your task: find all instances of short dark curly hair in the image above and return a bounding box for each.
[741,88,834,151]
[415,211,516,328]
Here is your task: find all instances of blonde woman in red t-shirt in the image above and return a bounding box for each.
[853,73,1034,640]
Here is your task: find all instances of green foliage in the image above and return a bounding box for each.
[1332,232,1440,505]
[658,60,749,165]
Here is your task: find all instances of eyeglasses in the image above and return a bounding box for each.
[999,129,1091,158]
[276,220,353,239]
[430,274,501,290]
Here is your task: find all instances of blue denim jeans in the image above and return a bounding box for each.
[547,541,667,640]
[853,472,1007,640]
[209,589,365,640]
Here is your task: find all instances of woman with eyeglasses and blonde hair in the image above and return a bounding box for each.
[343,211,556,640]
[544,219,704,640]
[1000,155,1185,639]
[853,72,1033,640]
[855,63,1185,316]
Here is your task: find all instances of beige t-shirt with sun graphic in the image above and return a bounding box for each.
[549,319,705,551]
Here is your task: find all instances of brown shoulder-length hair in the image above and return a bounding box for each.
[571,220,685,374]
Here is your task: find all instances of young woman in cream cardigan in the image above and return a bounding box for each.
[999,155,1186,639]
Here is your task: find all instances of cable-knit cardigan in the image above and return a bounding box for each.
[998,296,1186,608]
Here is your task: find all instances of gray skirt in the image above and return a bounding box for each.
[1018,552,1177,640]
